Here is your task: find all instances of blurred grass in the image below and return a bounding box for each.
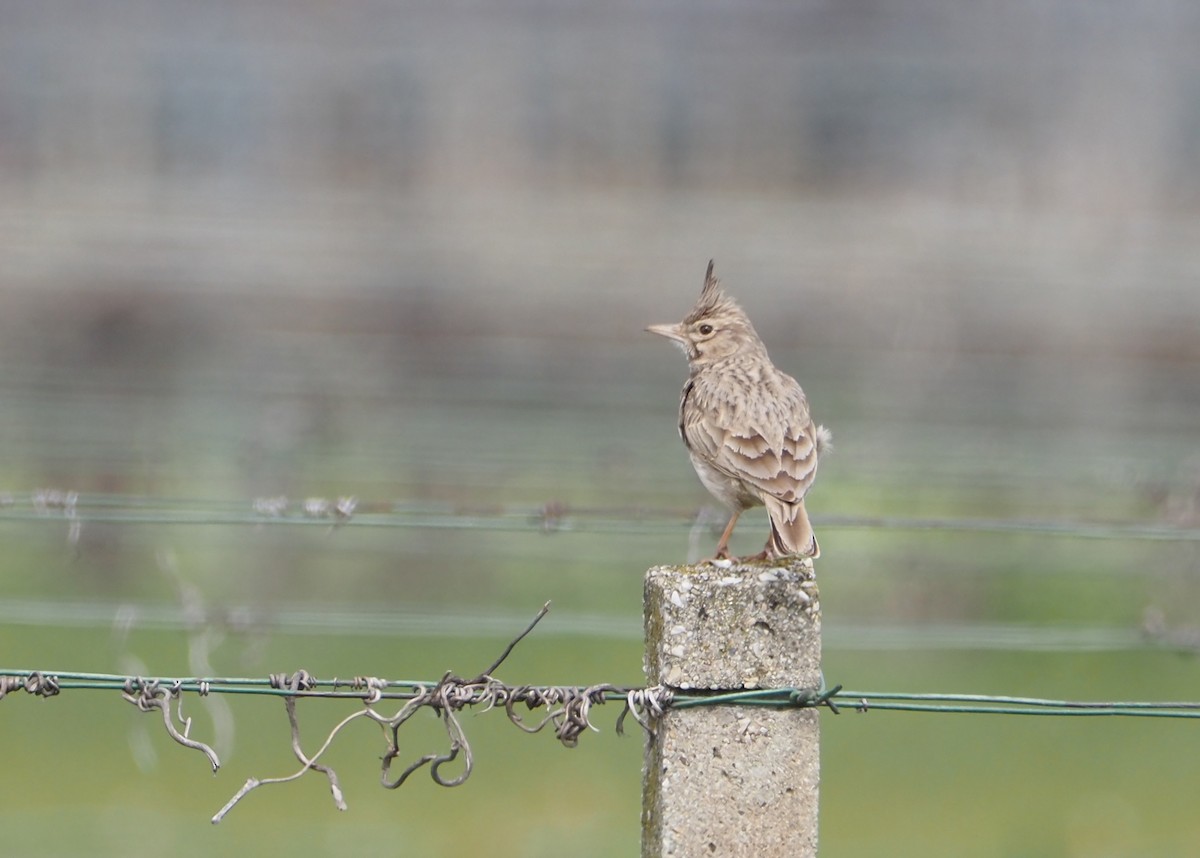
[822,649,1200,857]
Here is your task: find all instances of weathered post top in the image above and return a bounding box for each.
[645,558,821,690]
[643,557,821,857]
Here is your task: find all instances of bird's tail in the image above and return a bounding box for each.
[764,496,819,559]
[814,424,833,456]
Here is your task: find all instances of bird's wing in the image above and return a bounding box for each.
[683,371,820,504]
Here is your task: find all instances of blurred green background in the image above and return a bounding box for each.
[2,2,1200,855]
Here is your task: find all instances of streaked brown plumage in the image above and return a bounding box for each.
[647,260,830,561]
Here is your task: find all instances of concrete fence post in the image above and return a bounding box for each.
[642,557,821,857]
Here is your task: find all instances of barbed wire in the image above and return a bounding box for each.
[5,601,1200,824]
[2,488,1197,542]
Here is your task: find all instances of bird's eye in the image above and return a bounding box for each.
[698,323,714,335]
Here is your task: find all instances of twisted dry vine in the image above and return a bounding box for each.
[209,601,650,822]
[1,603,699,823]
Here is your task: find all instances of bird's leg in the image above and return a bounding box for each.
[739,541,775,563]
[710,510,742,560]
[732,534,780,565]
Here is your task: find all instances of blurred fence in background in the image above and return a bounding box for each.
[2,1,1198,522]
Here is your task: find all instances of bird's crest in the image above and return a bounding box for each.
[684,260,745,325]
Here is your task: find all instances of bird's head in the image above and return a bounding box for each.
[646,261,764,367]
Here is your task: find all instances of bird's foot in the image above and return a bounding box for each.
[697,549,771,566]
[696,544,734,565]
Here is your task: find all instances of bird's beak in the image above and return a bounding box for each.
[645,322,686,343]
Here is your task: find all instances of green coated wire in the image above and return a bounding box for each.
[835,690,1200,709]
[670,688,805,708]
[840,702,1200,718]
[833,690,1200,718]
[0,670,432,698]
[6,669,1200,719]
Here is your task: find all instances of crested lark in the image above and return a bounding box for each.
[647,261,830,561]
